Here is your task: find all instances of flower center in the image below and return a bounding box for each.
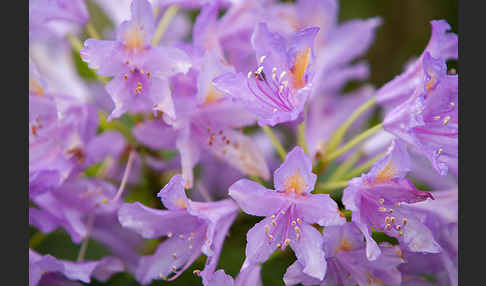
[283,170,306,195]
[290,47,310,89]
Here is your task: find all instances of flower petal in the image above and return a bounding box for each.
[274,146,316,195]
[289,223,326,280]
[118,202,201,238]
[229,179,289,217]
[294,194,345,226]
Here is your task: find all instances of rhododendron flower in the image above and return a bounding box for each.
[80,0,191,120]
[118,174,239,285]
[230,146,345,280]
[342,140,440,260]
[213,23,319,126]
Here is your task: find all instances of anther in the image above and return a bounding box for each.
[433,116,441,120]
[388,209,393,213]
[396,225,401,231]
[297,218,302,224]
[189,245,193,249]
[395,202,401,206]
[385,217,390,223]
[443,116,451,126]
[437,148,443,156]
[172,253,177,259]
[248,71,252,78]
[179,234,185,239]
[265,225,270,233]
[385,224,391,230]
[259,56,266,64]
[291,221,296,226]
[379,198,384,204]
[378,207,387,212]
[279,85,284,93]
[271,220,277,226]
[281,210,286,215]
[284,238,290,246]
[272,67,277,74]
[282,81,288,87]
[276,243,282,248]
[391,217,396,223]
[399,231,404,236]
[193,270,201,276]
[268,234,274,241]
[147,72,151,78]
[140,69,145,74]
[450,102,456,107]
[256,66,264,74]
[270,215,275,219]
[279,71,286,81]
[172,266,177,271]
[402,218,408,225]
[167,232,173,238]
[124,74,128,80]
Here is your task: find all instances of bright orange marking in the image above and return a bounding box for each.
[290,47,311,89]
[425,76,436,93]
[124,25,145,51]
[373,161,397,185]
[29,78,44,96]
[337,237,353,252]
[175,197,187,209]
[204,85,223,104]
[284,170,306,195]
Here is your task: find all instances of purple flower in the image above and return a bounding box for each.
[29,177,144,272]
[342,140,440,261]
[399,189,458,286]
[199,263,262,286]
[229,146,345,280]
[133,51,269,188]
[376,20,458,107]
[213,23,319,126]
[29,0,89,41]
[29,249,123,286]
[80,0,191,121]
[29,73,99,197]
[284,222,404,286]
[383,52,458,176]
[118,174,239,285]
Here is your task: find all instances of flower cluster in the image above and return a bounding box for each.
[29,0,458,285]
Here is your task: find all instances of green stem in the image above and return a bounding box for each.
[326,123,383,162]
[151,5,179,46]
[261,126,286,161]
[342,151,386,180]
[67,34,83,54]
[327,149,363,182]
[29,232,46,249]
[326,97,377,154]
[315,181,348,193]
[297,104,309,153]
[86,22,101,40]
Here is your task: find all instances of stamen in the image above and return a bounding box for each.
[172,266,177,271]
[124,74,128,80]
[450,102,456,107]
[167,232,173,238]
[399,231,404,236]
[276,243,282,248]
[385,217,390,223]
[379,198,384,204]
[270,215,275,219]
[443,116,451,126]
[248,71,252,79]
[179,234,185,240]
[297,218,302,224]
[279,71,286,81]
[256,66,264,74]
[259,55,266,64]
[378,207,387,212]
[291,221,296,226]
[268,234,274,242]
[402,218,408,225]
[271,220,277,226]
[433,115,441,120]
[284,238,290,246]
[385,224,391,230]
[172,253,177,259]
[396,225,402,231]
[265,225,270,233]
[391,217,396,223]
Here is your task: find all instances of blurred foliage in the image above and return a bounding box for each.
[30,0,456,285]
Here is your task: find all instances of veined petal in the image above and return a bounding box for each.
[283,261,322,286]
[229,179,289,217]
[294,194,345,226]
[235,263,262,286]
[176,130,200,189]
[289,223,326,280]
[245,216,282,264]
[118,202,201,238]
[200,129,270,180]
[274,146,316,195]
[157,174,190,210]
[133,119,178,150]
[80,39,125,77]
